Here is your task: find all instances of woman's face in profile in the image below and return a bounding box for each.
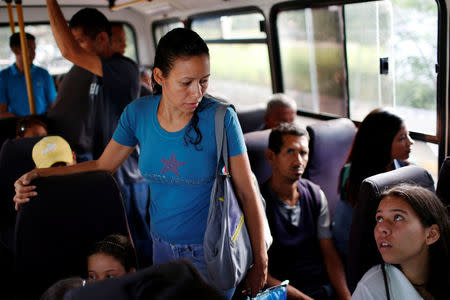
[374,196,437,267]
[390,123,413,161]
[87,253,128,282]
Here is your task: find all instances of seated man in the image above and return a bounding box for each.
[260,123,350,300]
[261,93,297,130]
[32,136,76,168]
[0,32,57,118]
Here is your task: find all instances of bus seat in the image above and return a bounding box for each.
[0,116,21,149]
[14,171,133,300]
[436,156,450,210]
[237,105,266,134]
[303,118,356,219]
[244,129,272,184]
[63,259,223,300]
[347,165,435,292]
[0,136,43,252]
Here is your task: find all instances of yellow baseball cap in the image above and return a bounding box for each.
[32,136,74,168]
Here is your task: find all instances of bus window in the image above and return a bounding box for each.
[191,11,272,107]
[123,23,138,62]
[0,24,72,75]
[0,23,139,73]
[345,0,437,136]
[153,19,184,45]
[277,7,347,116]
[276,0,438,137]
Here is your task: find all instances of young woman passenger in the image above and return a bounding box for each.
[13,28,268,298]
[333,108,414,259]
[87,234,136,282]
[352,184,450,299]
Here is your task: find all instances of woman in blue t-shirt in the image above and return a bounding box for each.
[13,28,268,298]
[333,108,414,260]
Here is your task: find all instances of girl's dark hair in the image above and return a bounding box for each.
[343,108,404,206]
[88,234,136,272]
[151,28,210,150]
[380,184,450,300]
[16,117,48,137]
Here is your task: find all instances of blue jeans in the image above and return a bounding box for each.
[151,231,235,299]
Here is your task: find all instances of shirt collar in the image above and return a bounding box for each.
[11,63,36,75]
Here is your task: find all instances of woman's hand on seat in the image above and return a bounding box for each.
[13,169,40,210]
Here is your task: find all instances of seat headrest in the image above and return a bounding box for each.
[304,118,356,218]
[436,156,450,209]
[237,106,266,134]
[0,136,44,244]
[347,165,434,291]
[63,259,225,300]
[244,129,272,184]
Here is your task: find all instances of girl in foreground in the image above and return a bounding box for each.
[352,184,449,299]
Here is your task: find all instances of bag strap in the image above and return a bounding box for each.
[214,103,234,174]
[381,263,391,300]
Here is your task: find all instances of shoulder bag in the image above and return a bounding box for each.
[204,103,272,290]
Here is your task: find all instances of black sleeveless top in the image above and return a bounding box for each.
[260,179,329,291]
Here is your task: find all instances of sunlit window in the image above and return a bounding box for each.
[191,12,272,108]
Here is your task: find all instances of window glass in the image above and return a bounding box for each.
[207,43,272,106]
[123,24,138,62]
[0,24,72,74]
[277,7,347,116]
[192,11,271,107]
[0,23,139,74]
[153,21,184,44]
[345,0,437,136]
[277,0,437,136]
[192,13,266,40]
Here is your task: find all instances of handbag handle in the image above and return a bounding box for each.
[214,103,234,174]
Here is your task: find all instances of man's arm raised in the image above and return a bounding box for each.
[46,0,103,76]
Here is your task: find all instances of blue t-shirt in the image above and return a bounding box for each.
[0,64,56,116]
[113,95,246,244]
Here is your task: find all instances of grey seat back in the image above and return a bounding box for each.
[244,129,272,184]
[304,118,356,219]
[237,106,266,134]
[347,165,435,291]
[436,156,450,210]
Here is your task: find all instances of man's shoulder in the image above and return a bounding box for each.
[104,54,138,70]
[297,178,321,192]
[32,65,52,77]
[0,65,14,76]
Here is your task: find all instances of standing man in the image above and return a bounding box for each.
[110,22,127,55]
[0,32,56,118]
[261,123,351,300]
[46,0,151,266]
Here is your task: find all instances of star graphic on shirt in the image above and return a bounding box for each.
[160,152,186,177]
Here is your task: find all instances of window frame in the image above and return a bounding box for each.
[186,6,268,44]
